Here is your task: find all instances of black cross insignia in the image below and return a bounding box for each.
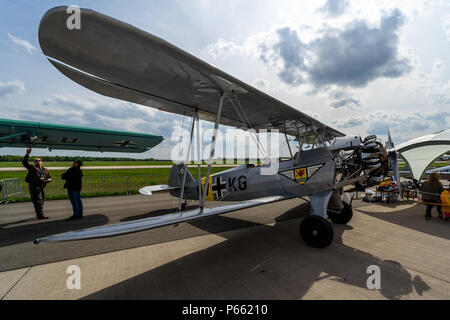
[211,176,227,200]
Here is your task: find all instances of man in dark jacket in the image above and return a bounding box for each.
[22,148,52,219]
[62,160,84,220]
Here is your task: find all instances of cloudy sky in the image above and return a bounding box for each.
[0,0,449,159]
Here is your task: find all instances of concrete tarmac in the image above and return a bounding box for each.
[0,194,449,300]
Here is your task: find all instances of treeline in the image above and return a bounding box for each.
[0,155,162,162]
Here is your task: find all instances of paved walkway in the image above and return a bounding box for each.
[0,195,449,299]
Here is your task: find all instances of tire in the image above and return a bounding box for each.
[300,215,334,249]
[327,201,353,224]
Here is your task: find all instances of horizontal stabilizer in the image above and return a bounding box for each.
[34,195,291,244]
[139,185,179,196]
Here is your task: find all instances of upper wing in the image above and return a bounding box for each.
[39,6,344,141]
[0,118,163,153]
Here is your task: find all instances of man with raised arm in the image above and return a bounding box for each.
[22,148,52,219]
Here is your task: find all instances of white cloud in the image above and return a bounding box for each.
[252,78,270,90]
[0,80,25,98]
[318,0,350,18]
[332,110,450,143]
[0,93,184,158]
[206,40,246,59]
[205,32,263,61]
[259,9,411,89]
[431,59,444,78]
[397,54,450,106]
[442,14,450,41]
[204,6,413,111]
[304,110,320,119]
[7,33,36,54]
[331,116,365,128]
[328,89,362,109]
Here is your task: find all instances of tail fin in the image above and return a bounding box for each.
[169,163,198,199]
[169,163,195,187]
[139,164,198,199]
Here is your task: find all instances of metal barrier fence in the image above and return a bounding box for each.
[0,175,155,202]
[0,178,23,204]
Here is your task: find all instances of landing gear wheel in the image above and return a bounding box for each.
[327,201,353,224]
[300,215,334,248]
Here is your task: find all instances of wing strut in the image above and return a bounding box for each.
[200,93,225,210]
[295,126,309,166]
[228,94,267,159]
[284,132,293,158]
[178,110,196,211]
[196,111,202,207]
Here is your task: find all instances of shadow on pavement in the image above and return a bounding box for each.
[0,218,37,229]
[275,202,310,222]
[0,202,305,272]
[83,212,430,300]
[0,214,109,248]
[355,201,450,240]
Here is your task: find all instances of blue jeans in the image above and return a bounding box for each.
[68,189,83,217]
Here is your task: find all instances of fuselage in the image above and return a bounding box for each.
[196,148,336,202]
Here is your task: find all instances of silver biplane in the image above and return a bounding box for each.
[35,7,392,248]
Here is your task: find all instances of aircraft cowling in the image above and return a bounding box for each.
[333,135,390,191]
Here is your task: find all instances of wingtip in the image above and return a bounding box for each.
[33,239,40,245]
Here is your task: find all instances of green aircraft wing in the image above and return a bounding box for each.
[0,118,163,153]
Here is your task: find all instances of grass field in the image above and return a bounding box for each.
[0,160,247,167]
[1,160,448,203]
[0,166,229,202]
[398,162,448,169]
[0,167,227,179]
[0,161,175,167]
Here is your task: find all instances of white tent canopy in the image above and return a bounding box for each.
[395,129,450,180]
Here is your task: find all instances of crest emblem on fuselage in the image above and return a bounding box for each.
[280,163,324,185]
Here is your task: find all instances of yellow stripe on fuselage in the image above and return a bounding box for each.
[201,176,214,201]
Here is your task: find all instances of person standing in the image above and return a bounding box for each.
[22,148,52,219]
[62,160,84,220]
[421,172,444,220]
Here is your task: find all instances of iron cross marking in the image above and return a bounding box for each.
[212,176,227,200]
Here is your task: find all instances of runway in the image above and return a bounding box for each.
[0,194,449,299]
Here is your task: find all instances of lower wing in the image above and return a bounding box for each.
[34,195,292,244]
